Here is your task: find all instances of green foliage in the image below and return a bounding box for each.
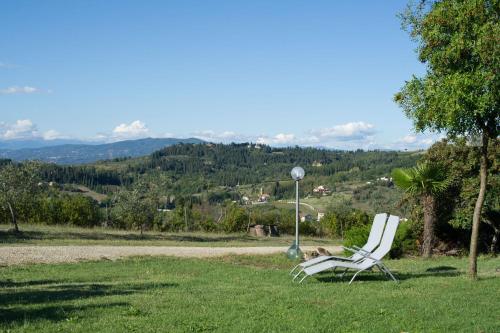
[352,184,409,217]
[343,224,370,256]
[397,0,499,269]
[0,161,41,229]
[392,162,450,197]
[299,221,317,236]
[420,139,500,253]
[390,221,419,258]
[36,143,419,196]
[343,221,419,259]
[396,0,499,139]
[319,207,370,238]
[60,195,101,227]
[198,217,217,232]
[32,195,100,227]
[112,180,158,231]
[220,204,249,233]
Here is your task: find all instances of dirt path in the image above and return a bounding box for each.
[0,245,342,266]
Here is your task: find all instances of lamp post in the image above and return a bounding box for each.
[287,166,305,259]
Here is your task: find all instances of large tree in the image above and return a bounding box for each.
[423,139,499,254]
[395,0,499,278]
[0,162,41,232]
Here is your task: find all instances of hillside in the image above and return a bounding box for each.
[38,143,419,199]
[0,137,204,164]
[3,142,423,234]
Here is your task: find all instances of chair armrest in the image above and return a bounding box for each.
[342,246,359,254]
[358,252,382,263]
[352,245,370,254]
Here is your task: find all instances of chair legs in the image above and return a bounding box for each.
[290,264,300,275]
[292,264,398,284]
[379,264,398,283]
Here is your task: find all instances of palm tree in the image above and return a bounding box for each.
[392,162,450,258]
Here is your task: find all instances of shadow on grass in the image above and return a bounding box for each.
[0,280,177,326]
[0,302,129,326]
[0,281,177,306]
[314,266,461,283]
[425,266,458,273]
[0,279,60,288]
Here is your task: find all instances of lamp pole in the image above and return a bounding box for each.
[287,166,305,259]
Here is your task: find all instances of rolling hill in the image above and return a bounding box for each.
[0,137,204,164]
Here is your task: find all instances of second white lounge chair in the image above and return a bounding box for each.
[290,213,388,277]
[294,215,400,284]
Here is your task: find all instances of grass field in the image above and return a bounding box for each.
[0,224,340,247]
[1,254,499,332]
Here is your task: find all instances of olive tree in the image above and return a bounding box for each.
[0,162,41,232]
[113,180,158,234]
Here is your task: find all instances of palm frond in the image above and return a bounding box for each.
[391,162,450,196]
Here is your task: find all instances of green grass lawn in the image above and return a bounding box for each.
[0,224,340,247]
[1,255,499,332]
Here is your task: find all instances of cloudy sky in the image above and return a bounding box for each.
[1,1,441,150]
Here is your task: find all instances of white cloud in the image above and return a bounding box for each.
[391,133,445,150]
[112,120,150,139]
[0,86,40,95]
[256,133,295,145]
[192,130,246,143]
[193,130,296,146]
[1,119,39,139]
[310,122,375,141]
[0,119,66,141]
[42,129,63,140]
[274,133,295,144]
[191,122,377,149]
[401,135,417,144]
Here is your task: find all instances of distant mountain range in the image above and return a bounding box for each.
[0,138,204,164]
[0,139,96,150]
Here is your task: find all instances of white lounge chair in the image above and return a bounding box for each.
[289,213,388,277]
[294,215,400,284]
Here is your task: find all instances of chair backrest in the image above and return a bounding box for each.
[360,213,388,252]
[369,215,400,261]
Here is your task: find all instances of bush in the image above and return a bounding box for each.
[343,224,371,256]
[299,221,317,236]
[220,204,248,233]
[320,208,370,238]
[343,220,419,259]
[389,220,419,258]
[61,195,101,227]
[199,218,218,232]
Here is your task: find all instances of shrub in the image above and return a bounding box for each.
[320,208,371,238]
[61,195,101,227]
[343,220,419,259]
[220,204,248,233]
[343,224,371,256]
[299,221,317,236]
[199,218,217,232]
[390,220,418,258]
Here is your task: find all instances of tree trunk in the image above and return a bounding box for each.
[421,194,436,258]
[7,202,19,233]
[468,131,489,279]
[491,232,499,256]
[483,218,499,256]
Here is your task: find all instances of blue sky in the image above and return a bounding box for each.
[0,0,439,149]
